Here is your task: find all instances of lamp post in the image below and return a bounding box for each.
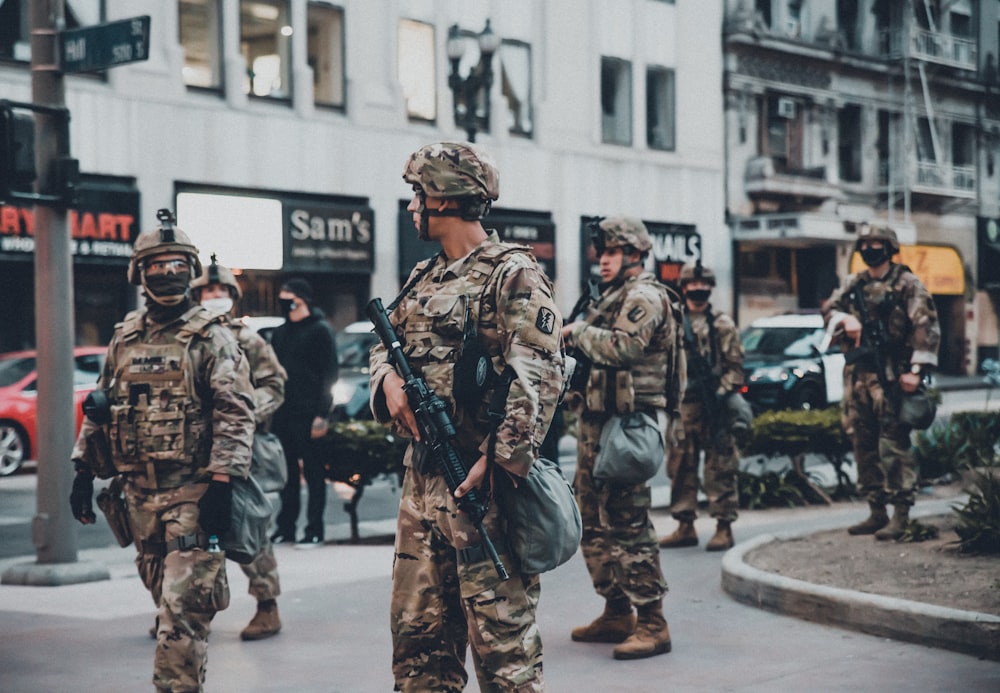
[446,19,500,143]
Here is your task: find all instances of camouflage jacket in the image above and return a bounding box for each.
[73,304,255,487]
[682,307,744,401]
[227,317,287,430]
[370,232,565,479]
[823,263,940,379]
[567,271,677,412]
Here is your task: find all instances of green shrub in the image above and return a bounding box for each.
[738,470,806,510]
[744,406,849,458]
[321,420,408,487]
[950,412,1000,469]
[953,470,1000,554]
[899,519,939,543]
[912,420,972,481]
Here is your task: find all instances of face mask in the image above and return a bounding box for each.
[278,298,297,316]
[860,246,889,267]
[685,289,711,304]
[202,297,234,315]
[143,272,191,305]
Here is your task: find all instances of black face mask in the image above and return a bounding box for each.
[278,298,297,316]
[144,272,191,301]
[860,246,890,267]
[685,289,711,304]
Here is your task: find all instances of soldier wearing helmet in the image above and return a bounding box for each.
[823,220,940,540]
[561,214,676,660]
[372,142,564,691]
[192,256,288,641]
[69,210,255,691]
[660,260,745,553]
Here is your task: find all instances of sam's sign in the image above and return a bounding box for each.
[284,201,374,273]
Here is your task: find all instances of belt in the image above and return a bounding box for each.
[136,532,208,557]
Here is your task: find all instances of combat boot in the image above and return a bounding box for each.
[705,520,734,552]
[658,520,698,548]
[612,601,672,660]
[847,502,889,536]
[874,505,910,542]
[571,596,636,643]
[240,599,282,641]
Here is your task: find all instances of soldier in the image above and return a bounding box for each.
[69,210,256,692]
[369,141,564,692]
[659,261,745,552]
[561,216,675,660]
[823,222,940,540]
[192,257,288,640]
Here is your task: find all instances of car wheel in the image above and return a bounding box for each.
[790,383,825,411]
[0,421,28,476]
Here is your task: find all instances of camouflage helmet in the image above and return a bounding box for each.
[191,254,243,299]
[591,216,653,254]
[679,260,716,287]
[856,221,900,253]
[127,209,202,285]
[402,141,500,202]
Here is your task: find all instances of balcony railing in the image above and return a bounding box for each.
[876,28,977,70]
[879,159,976,198]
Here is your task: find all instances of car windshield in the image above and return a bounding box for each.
[742,326,824,358]
[0,356,36,387]
[336,331,378,369]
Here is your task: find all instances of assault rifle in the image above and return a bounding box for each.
[566,278,600,391]
[367,298,509,581]
[682,312,729,448]
[847,286,898,408]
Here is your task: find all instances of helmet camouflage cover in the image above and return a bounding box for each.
[856,221,900,252]
[679,261,716,286]
[127,209,202,285]
[191,255,243,299]
[402,141,500,201]
[592,216,653,253]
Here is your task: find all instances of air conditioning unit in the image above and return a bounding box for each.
[777,97,797,119]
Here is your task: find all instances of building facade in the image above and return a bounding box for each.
[0,0,726,353]
[723,0,1000,374]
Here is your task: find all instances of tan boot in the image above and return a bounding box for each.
[571,597,636,643]
[874,505,910,542]
[847,502,889,535]
[240,599,282,641]
[612,601,672,660]
[658,520,698,548]
[705,520,734,552]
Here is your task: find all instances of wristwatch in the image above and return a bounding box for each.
[909,363,923,376]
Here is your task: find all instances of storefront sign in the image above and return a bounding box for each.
[849,244,964,296]
[284,201,374,273]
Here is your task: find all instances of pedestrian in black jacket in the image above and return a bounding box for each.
[270,278,338,547]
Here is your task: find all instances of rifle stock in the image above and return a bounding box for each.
[367,298,509,580]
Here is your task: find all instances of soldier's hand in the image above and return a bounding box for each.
[455,454,488,499]
[842,314,863,346]
[898,372,921,393]
[69,472,97,524]
[198,479,233,537]
[383,371,419,442]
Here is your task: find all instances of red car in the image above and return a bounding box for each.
[0,346,107,476]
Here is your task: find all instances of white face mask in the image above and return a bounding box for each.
[201,297,234,315]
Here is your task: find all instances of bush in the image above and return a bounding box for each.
[913,412,999,482]
[953,470,1000,554]
[744,406,849,458]
[320,419,408,488]
[738,470,806,510]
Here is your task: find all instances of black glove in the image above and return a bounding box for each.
[198,479,233,538]
[69,472,96,524]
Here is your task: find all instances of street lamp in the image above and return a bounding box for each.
[447,19,500,142]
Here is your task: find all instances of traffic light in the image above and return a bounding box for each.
[0,102,37,201]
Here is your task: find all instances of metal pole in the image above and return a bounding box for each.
[31,0,78,564]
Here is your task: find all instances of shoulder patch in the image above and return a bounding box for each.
[628,305,646,323]
[536,307,555,334]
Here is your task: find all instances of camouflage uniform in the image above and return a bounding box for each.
[667,308,744,524]
[824,262,939,511]
[370,234,564,692]
[72,216,255,692]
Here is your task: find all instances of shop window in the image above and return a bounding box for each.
[307,2,344,108]
[838,104,862,183]
[761,94,803,171]
[601,57,632,146]
[398,19,436,122]
[176,191,284,270]
[646,66,675,151]
[1,0,102,63]
[240,0,292,100]
[738,246,793,295]
[180,0,222,90]
[500,40,532,137]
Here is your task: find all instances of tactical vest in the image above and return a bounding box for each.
[107,306,221,487]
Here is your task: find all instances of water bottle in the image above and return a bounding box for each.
[208,534,222,553]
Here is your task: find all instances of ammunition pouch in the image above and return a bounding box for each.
[567,348,590,391]
[82,425,117,480]
[96,477,133,548]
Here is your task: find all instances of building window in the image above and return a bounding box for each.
[755,0,772,29]
[1,0,103,63]
[398,19,436,122]
[601,57,632,146]
[240,0,292,100]
[761,94,803,171]
[180,0,222,89]
[838,104,862,183]
[646,67,675,151]
[500,40,532,137]
[916,116,937,162]
[307,2,344,108]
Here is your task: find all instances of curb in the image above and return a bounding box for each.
[721,531,1000,662]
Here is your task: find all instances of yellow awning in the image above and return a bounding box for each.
[849,245,964,296]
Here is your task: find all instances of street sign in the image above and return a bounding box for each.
[59,16,150,74]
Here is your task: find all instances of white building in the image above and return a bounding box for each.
[0,0,726,351]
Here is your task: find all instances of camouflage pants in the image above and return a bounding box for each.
[575,413,668,606]
[843,369,917,506]
[125,480,230,693]
[240,538,280,601]
[390,466,543,693]
[666,400,739,523]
